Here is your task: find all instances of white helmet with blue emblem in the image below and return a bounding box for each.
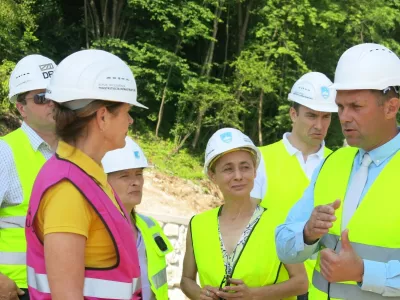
[204,128,261,177]
[288,72,337,112]
[102,136,148,174]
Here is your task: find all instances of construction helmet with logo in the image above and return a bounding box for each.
[331,43,400,90]
[9,54,57,102]
[45,49,147,110]
[288,72,337,112]
[102,136,148,174]
[204,128,261,177]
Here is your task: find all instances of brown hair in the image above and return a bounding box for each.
[371,88,399,106]
[291,101,301,114]
[209,148,257,173]
[54,100,123,145]
[16,92,29,105]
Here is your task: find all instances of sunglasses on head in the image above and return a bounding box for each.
[24,92,50,105]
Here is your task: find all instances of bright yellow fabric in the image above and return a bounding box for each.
[259,140,332,289]
[34,141,123,268]
[312,147,400,299]
[191,207,295,300]
[0,128,46,288]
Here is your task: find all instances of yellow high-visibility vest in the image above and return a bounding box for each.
[0,128,46,288]
[135,214,173,300]
[312,147,400,300]
[260,139,331,286]
[191,207,296,300]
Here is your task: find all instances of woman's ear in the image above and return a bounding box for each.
[208,169,217,183]
[96,106,108,132]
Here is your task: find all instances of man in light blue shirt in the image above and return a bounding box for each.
[276,43,400,299]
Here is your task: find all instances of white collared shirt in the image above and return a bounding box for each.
[250,132,326,200]
[0,122,54,208]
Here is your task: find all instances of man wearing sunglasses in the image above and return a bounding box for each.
[0,54,57,300]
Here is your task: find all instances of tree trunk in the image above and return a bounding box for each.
[221,4,230,81]
[238,0,253,53]
[156,39,182,137]
[84,0,89,48]
[258,88,264,146]
[101,0,109,37]
[201,0,224,77]
[89,0,101,38]
[169,131,193,157]
[191,108,205,149]
[111,0,118,37]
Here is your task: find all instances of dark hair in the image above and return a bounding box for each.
[54,100,124,145]
[371,88,399,106]
[16,92,29,105]
[291,102,301,114]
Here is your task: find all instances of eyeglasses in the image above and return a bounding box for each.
[218,274,231,299]
[382,86,399,95]
[24,93,50,105]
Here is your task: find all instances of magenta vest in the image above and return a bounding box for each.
[26,155,141,300]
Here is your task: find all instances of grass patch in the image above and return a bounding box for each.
[132,132,205,180]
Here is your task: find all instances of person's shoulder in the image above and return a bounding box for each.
[190,207,220,225]
[41,179,89,210]
[136,213,162,228]
[259,139,283,151]
[0,139,15,169]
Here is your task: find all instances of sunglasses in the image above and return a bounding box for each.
[382,86,399,95]
[24,93,50,105]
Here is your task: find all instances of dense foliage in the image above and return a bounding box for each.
[1,0,400,154]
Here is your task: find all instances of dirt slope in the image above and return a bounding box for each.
[138,169,222,217]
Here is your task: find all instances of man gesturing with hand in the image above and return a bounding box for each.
[276,43,400,299]
[303,200,340,245]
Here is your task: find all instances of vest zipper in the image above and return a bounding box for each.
[229,208,265,279]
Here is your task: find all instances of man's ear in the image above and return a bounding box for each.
[16,102,27,118]
[384,97,400,120]
[289,107,298,124]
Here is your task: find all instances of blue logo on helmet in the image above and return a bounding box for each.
[220,132,232,143]
[134,151,140,159]
[321,86,330,99]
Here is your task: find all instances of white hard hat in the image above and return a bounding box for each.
[102,136,148,174]
[45,49,147,110]
[204,128,261,176]
[331,43,400,90]
[288,72,337,113]
[9,54,57,102]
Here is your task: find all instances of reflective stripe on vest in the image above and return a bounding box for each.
[312,270,400,300]
[28,267,140,299]
[320,234,400,261]
[138,214,156,228]
[312,147,400,300]
[0,252,26,265]
[0,128,46,289]
[151,267,167,289]
[0,216,26,229]
[135,214,173,300]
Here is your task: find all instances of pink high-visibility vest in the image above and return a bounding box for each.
[26,155,141,300]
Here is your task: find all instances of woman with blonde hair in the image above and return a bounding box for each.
[181,128,308,300]
[26,49,147,300]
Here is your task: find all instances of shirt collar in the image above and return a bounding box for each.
[282,132,325,159]
[21,122,48,151]
[56,141,109,188]
[358,129,400,167]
